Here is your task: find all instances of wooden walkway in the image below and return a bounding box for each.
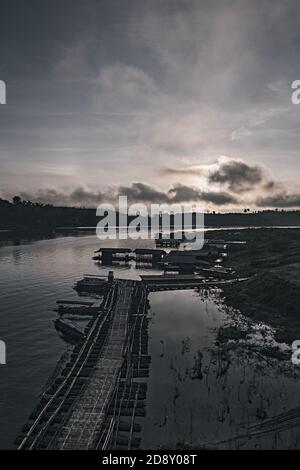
[16,279,150,450]
[56,280,136,449]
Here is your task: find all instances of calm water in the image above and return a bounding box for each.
[0,233,159,448]
[0,232,299,449]
[142,290,300,449]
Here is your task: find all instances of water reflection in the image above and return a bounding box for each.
[0,232,161,448]
[141,290,300,449]
[0,232,299,449]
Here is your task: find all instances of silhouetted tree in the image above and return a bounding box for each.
[12,196,22,205]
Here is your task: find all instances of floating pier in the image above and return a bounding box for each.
[55,300,100,317]
[16,278,150,450]
[93,248,133,263]
[93,248,166,266]
[140,273,243,291]
[140,273,206,291]
[134,248,166,265]
[54,318,86,344]
[74,273,113,294]
[155,238,180,248]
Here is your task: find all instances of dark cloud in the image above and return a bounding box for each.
[18,187,106,207]
[119,182,237,206]
[167,185,203,202]
[167,185,236,205]
[68,187,106,206]
[256,193,300,208]
[263,180,277,190]
[160,167,201,177]
[16,182,238,207]
[200,191,238,205]
[209,159,264,192]
[118,183,170,204]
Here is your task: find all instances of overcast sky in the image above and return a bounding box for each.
[0,0,300,209]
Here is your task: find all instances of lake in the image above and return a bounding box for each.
[0,232,299,449]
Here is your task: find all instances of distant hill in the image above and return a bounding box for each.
[204,211,300,227]
[1,197,300,232]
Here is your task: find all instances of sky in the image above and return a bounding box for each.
[0,0,300,210]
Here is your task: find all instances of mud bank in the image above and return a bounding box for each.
[208,228,300,343]
[222,273,300,343]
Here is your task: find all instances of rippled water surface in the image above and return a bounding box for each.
[0,233,158,448]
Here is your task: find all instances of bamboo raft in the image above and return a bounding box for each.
[16,280,150,450]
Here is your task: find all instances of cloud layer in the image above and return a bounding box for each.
[208,159,264,192]
[0,1,299,206]
[2,156,298,209]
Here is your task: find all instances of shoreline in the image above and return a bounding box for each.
[219,228,300,344]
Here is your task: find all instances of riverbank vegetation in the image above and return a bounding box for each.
[213,228,300,343]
